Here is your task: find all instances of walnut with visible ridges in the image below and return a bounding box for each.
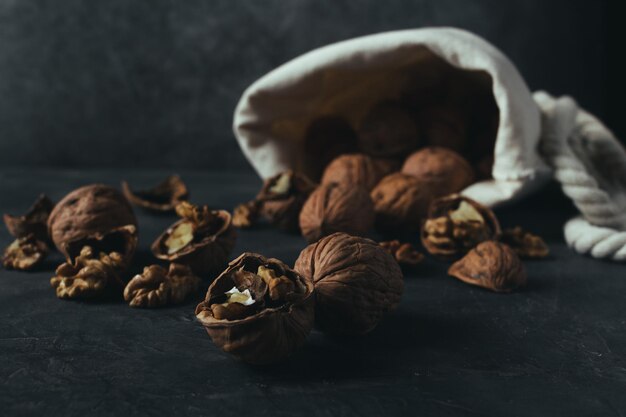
[500,227,549,259]
[124,263,201,308]
[2,234,48,271]
[122,175,189,213]
[321,153,399,191]
[358,102,420,158]
[402,147,475,196]
[3,194,54,242]
[379,240,424,268]
[195,253,314,364]
[448,241,527,292]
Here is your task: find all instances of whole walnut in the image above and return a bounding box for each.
[321,153,399,191]
[299,182,374,243]
[418,106,467,152]
[448,241,527,292]
[421,194,501,259]
[195,253,315,364]
[294,233,403,336]
[256,170,317,232]
[47,184,138,263]
[402,147,475,196]
[357,102,420,158]
[370,173,435,234]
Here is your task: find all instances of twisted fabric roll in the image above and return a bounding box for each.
[535,92,626,261]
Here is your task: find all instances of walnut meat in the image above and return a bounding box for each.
[47,184,138,263]
[294,233,403,336]
[124,263,201,308]
[358,102,420,158]
[195,253,314,364]
[500,227,549,259]
[256,170,317,232]
[122,175,189,212]
[151,202,236,276]
[232,200,260,229]
[321,153,399,191]
[448,241,527,292]
[3,194,54,241]
[299,182,374,243]
[370,173,435,234]
[2,234,48,271]
[421,194,501,259]
[402,147,475,195]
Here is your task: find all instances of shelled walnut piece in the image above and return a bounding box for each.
[448,241,527,293]
[2,234,49,270]
[500,227,549,259]
[124,263,201,308]
[232,200,260,228]
[379,240,424,268]
[122,175,189,212]
[50,246,125,299]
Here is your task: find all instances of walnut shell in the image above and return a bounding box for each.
[3,194,54,241]
[370,173,435,234]
[151,209,236,277]
[256,170,317,232]
[448,241,527,292]
[122,175,189,212]
[500,227,549,259]
[321,153,399,191]
[47,184,138,262]
[299,182,374,243]
[418,106,467,152]
[195,253,315,364]
[402,147,475,195]
[357,102,420,158]
[421,194,501,259]
[294,233,403,336]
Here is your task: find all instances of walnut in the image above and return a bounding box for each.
[151,202,236,276]
[124,263,201,308]
[47,184,138,264]
[195,253,314,364]
[402,147,475,195]
[448,241,527,292]
[299,182,374,243]
[321,153,399,191]
[379,240,424,268]
[370,173,435,234]
[294,233,403,336]
[3,194,54,242]
[357,102,420,158]
[301,116,359,180]
[418,106,467,152]
[500,227,549,259]
[421,194,501,259]
[232,200,260,229]
[121,175,189,212]
[50,246,124,299]
[2,234,48,271]
[255,170,317,232]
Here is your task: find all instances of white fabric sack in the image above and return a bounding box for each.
[233,27,626,261]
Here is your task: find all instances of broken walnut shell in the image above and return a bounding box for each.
[195,252,315,364]
[47,184,138,263]
[299,182,374,243]
[358,102,420,158]
[151,204,236,276]
[3,194,54,242]
[421,194,501,259]
[379,240,424,269]
[402,147,475,196]
[448,240,527,292]
[321,153,399,191]
[2,234,49,271]
[294,233,403,336]
[500,227,549,259]
[121,175,189,212]
[124,263,201,308]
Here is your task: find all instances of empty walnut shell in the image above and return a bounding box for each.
[448,241,527,292]
[299,182,374,243]
[195,253,315,364]
[121,175,189,212]
[421,194,501,259]
[151,208,236,276]
[294,233,403,336]
[370,173,435,234]
[3,194,54,241]
[321,153,399,191]
[419,106,467,152]
[256,170,317,232]
[402,147,475,196]
[47,184,138,263]
[358,102,420,158]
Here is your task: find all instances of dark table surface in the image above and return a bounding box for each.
[1,169,625,417]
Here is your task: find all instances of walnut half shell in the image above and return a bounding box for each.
[3,194,54,242]
[195,253,315,364]
[122,175,189,212]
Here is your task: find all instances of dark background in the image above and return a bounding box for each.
[0,0,620,171]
